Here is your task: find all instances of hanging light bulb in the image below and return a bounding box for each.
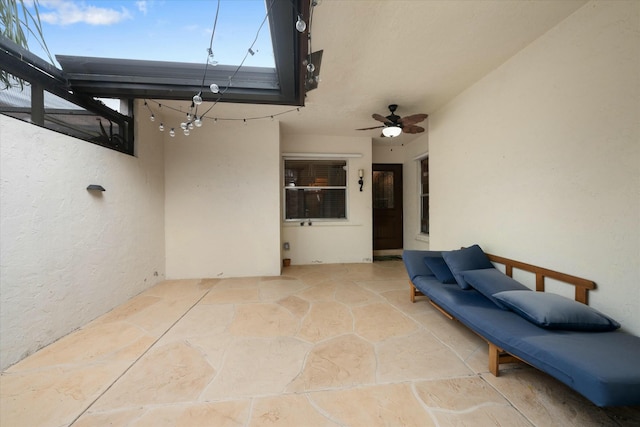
[296,14,306,32]
[150,114,155,122]
[169,128,175,137]
[184,128,190,136]
[180,122,187,130]
[210,83,219,93]
[307,63,315,73]
[159,123,164,132]
[194,117,202,127]
[186,113,192,121]
[188,122,194,130]
[382,125,402,138]
[193,92,203,105]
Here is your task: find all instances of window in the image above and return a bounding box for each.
[284,159,347,220]
[0,76,132,154]
[1,42,134,155]
[420,157,429,234]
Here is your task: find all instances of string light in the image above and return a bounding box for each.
[169,128,175,137]
[159,123,164,131]
[296,14,306,32]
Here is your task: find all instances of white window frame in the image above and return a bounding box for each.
[418,154,429,235]
[282,156,351,222]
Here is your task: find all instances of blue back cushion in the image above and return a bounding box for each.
[494,290,621,331]
[423,256,457,284]
[442,244,495,289]
[463,268,530,309]
[402,250,442,282]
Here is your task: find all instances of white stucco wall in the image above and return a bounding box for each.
[281,134,373,264]
[426,1,640,334]
[0,111,166,369]
[164,119,281,278]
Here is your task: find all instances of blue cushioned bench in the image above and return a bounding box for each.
[403,248,640,407]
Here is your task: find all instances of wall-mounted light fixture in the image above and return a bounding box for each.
[358,169,364,192]
[86,185,105,192]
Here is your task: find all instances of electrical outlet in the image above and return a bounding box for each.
[283,242,290,250]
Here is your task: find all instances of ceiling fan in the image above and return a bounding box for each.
[356,104,428,137]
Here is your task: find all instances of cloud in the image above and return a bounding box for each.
[39,0,132,26]
[136,1,148,15]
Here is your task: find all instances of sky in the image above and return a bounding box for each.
[25,0,276,68]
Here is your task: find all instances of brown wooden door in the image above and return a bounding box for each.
[373,164,403,250]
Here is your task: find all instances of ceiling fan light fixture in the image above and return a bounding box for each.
[382,126,402,137]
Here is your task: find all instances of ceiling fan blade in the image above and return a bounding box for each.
[399,114,428,126]
[402,125,425,134]
[372,113,392,124]
[356,125,384,131]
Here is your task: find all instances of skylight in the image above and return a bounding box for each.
[27,0,275,68]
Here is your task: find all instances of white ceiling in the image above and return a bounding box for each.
[161,0,587,145]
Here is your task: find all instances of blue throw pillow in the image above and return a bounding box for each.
[442,244,495,289]
[493,290,621,331]
[462,269,531,309]
[423,256,457,284]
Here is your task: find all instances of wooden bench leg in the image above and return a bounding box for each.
[410,282,416,303]
[488,342,500,377]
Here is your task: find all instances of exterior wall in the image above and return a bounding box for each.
[281,134,373,264]
[164,119,281,278]
[0,111,166,369]
[426,1,640,334]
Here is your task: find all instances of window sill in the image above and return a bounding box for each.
[282,220,362,227]
[415,234,430,243]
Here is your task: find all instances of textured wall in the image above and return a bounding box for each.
[164,119,281,278]
[0,110,165,369]
[426,1,640,334]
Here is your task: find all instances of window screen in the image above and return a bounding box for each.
[284,159,347,220]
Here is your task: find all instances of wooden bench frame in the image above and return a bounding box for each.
[409,253,596,376]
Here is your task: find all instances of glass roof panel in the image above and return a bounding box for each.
[26,0,275,68]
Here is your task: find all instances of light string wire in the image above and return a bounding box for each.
[146,0,311,134]
[306,0,315,84]
[200,0,276,118]
[192,0,221,121]
[147,98,301,122]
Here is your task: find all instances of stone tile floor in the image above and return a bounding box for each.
[2,261,639,426]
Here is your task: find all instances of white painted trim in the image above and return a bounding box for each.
[282,152,362,159]
[412,151,429,161]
